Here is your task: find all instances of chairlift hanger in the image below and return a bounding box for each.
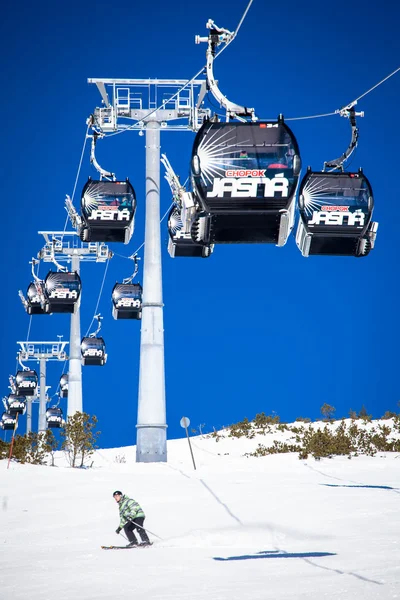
[324,103,364,171]
[195,19,256,122]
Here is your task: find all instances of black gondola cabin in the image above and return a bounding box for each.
[15,370,38,396]
[43,271,82,313]
[46,407,64,428]
[167,206,213,258]
[25,283,47,315]
[296,169,378,257]
[81,337,107,366]
[59,374,68,399]
[190,119,301,245]
[112,283,143,320]
[6,395,27,416]
[1,412,17,430]
[80,179,136,244]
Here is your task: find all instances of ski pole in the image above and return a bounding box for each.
[132,521,163,541]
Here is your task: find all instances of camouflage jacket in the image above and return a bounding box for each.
[118,495,145,527]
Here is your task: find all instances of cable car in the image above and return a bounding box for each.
[46,407,64,428]
[43,271,82,313]
[295,106,378,257]
[80,178,136,244]
[59,374,68,399]
[81,337,107,366]
[15,370,38,396]
[112,283,143,320]
[189,118,301,245]
[296,169,378,257]
[21,283,47,315]
[167,206,213,258]
[1,412,17,430]
[6,395,27,416]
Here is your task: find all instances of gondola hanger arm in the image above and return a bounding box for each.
[89,131,116,181]
[195,19,256,121]
[324,105,364,171]
[122,255,140,284]
[89,313,103,338]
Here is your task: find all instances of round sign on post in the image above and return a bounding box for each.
[180,416,190,429]
[179,416,196,470]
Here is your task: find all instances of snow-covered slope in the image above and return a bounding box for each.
[1,424,399,600]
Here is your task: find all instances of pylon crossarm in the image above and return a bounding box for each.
[195,19,256,121]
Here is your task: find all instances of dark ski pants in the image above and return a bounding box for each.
[123,517,150,544]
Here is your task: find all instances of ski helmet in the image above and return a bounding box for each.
[113,490,123,497]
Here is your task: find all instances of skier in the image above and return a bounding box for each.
[113,490,151,547]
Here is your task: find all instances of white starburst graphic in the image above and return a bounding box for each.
[302,178,342,216]
[196,126,252,186]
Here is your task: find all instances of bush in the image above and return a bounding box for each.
[60,412,100,468]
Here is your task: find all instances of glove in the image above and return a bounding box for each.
[116,527,122,534]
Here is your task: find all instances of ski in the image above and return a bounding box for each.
[101,543,153,550]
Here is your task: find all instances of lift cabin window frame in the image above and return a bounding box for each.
[81,179,136,243]
[191,121,301,212]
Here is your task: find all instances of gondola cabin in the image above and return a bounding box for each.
[25,283,47,315]
[80,179,136,244]
[46,407,64,428]
[6,395,27,416]
[295,169,378,257]
[81,337,107,366]
[112,283,143,320]
[1,412,17,431]
[190,119,301,245]
[43,271,82,313]
[59,374,68,399]
[167,207,213,258]
[15,370,38,396]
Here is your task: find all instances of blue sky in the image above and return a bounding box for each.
[1,0,399,448]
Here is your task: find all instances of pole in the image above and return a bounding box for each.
[68,252,83,416]
[184,425,196,470]
[7,413,19,469]
[26,397,32,434]
[38,358,47,432]
[136,119,167,463]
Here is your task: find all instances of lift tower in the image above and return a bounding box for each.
[38,231,111,416]
[88,78,209,462]
[17,340,68,432]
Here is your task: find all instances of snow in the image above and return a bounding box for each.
[1,424,400,600]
